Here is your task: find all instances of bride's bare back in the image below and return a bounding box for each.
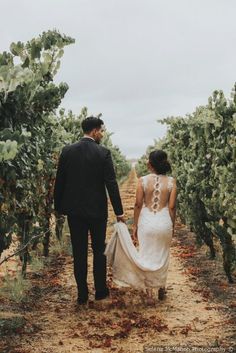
[141,174,175,213]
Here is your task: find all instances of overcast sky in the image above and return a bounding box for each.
[1,0,236,158]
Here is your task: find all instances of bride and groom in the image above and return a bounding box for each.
[53,117,177,305]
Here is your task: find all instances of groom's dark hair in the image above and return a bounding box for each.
[82,117,104,133]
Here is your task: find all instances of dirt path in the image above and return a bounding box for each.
[1,169,235,353]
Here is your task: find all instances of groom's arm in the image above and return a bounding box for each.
[103,149,124,217]
[53,148,67,213]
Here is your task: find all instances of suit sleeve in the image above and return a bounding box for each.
[53,148,67,213]
[104,150,123,216]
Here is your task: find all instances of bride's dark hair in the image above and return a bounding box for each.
[149,150,171,175]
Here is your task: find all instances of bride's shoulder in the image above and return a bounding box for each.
[138,174,149,189]
[138,174,146,183]
[140,173,153,181]
[168,175,176,182]
[167,176,176,190]
[139,174,150,179]
[143,173,154,178]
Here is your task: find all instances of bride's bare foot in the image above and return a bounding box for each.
[146,288,156,305]
[146,297,156,305]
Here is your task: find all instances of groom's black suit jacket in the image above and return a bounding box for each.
[53,137,123,220]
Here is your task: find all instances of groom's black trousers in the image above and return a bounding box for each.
[67,215,107,298]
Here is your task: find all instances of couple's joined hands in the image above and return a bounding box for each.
[116,216,139,246]
[116,215,126,223]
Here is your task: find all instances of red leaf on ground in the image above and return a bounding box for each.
[205,306,213,310]
[103,338,112,347]
[179,253,194,258]
[186,267,200,275]
[180,324,192,335]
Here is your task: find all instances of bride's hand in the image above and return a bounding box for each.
[132,226,138,245]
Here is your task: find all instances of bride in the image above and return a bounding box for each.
[105,150,177,302]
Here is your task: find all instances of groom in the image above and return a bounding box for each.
[53,117,124,304]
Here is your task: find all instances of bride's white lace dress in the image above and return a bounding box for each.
[105,174,174,291]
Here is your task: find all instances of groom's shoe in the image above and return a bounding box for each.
[77,290,88,305]
[158,287,166,301]
[95,288,110,300]
[77,295,88,305]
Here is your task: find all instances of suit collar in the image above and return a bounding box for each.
[81,136,96,142]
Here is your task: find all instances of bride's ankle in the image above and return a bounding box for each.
[146,288,154,298]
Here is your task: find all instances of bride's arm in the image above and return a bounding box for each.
[168,178,177,235]
[133,178,144,240]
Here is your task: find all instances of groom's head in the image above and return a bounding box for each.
[82,117,105,143]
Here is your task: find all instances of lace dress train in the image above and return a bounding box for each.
[105,174,174,294]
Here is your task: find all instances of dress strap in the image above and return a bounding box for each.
[141,176,148,191]
[167,176,174,191]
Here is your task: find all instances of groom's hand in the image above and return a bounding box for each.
[116,215,125,223]
[54,210,61,218]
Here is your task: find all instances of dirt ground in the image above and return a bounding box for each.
[0,169,235,353]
